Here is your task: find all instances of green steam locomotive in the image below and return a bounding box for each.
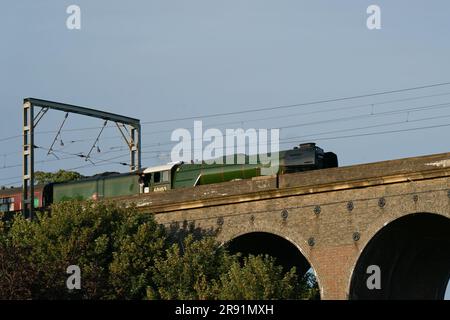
[0,143,337,212]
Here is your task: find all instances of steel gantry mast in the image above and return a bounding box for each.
[22,98,141,219]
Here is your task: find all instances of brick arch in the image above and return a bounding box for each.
[217,224,323,297]
[348,209,449,294]
[357,210,449,258]
[347,210,450,299]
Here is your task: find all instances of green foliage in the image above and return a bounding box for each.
[0,201,164,299]
[298,271,320,300]
[218,255,299,300]
[0,201,319,300]
[0,240,37,299]
[152,235,235,299]
[151,236,319,300]
[35,170,83,185]
[108,210,166,299]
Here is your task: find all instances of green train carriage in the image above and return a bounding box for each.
[50,143,338,203]
[52,172,140,203]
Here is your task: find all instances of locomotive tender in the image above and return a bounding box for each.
[0,143,337,213]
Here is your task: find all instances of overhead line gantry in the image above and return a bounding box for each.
[22,98,141,219]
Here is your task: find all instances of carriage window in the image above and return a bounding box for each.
[153,171,169,183]
[0,197,14,212]
[0,201,7,212]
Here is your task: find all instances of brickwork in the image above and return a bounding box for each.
[121,152,450,299]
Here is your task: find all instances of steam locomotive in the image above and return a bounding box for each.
[0,143,337,213]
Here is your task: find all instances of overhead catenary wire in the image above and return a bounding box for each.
[123,101,450,151]
[140,81,450,124]
[1,103,449,173]
[85,120,108,162]
[1,103,450,172]
[137,120,450,155]
[3,93,450,160]
[2,118,450,187]
[52,97,450,151]
[47,112,69,158]
[3,82,450,185]
[2,82,450,143]
[281,113,450,143]
[0,144,168,172]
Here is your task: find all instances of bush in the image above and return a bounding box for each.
[0,201,164,299]
[0,201,319,300]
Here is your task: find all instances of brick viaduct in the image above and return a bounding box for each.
[124,152,450,300]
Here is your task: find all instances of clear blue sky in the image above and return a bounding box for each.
[0,0,449,298]
[1,0,450,179]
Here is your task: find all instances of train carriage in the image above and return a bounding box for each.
[0,185,46,213]
[0,142,338,212]
[51,172,139,203]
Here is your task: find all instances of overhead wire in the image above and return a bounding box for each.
[3,82,450,185]
[2,82,450,143]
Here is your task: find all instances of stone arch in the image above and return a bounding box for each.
[347,209,450,297]
[219,226,322,298]
[217,223,313,263]
[356,210,449,257]
[348,211,450,299]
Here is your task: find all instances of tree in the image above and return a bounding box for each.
[151,235,319,300]
[108,209,166,299]
[151,235,235,299]
[0,201,320,300]
[218,255,300,300]
[34,170,83,185]
[299,271,320,300]
[0,200,166,299]
[0,218,38,299]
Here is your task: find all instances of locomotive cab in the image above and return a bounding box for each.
[141,162,182,193]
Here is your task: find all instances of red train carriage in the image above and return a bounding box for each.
[0,185,45,213]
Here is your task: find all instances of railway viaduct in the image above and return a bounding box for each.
[123,152,450,300]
